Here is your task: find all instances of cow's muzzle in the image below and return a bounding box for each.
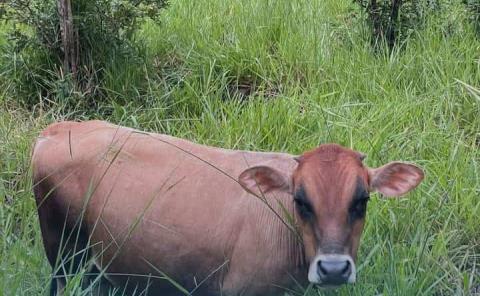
[308,254,356,287]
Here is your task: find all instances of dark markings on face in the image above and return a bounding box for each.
[294,186,314,220]
[348,178,370,223]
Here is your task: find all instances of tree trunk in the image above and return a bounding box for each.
[369,0,382,45]
[58,0,78,77]
[387,0,402,49]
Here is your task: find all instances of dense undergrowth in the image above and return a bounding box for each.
[0,0,479,295]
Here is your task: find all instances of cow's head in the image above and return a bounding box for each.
[238,144,424,287]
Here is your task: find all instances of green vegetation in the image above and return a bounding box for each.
[1,0,479,295]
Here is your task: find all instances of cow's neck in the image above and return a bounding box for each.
[254,194,308,284]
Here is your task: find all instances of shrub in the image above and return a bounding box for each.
[0,0,167,109]
[353,0,440,49]
[464,0,480,35]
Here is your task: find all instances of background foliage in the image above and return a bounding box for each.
[0,0,167,108]
[464,0,480,34]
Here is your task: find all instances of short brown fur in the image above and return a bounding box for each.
[32,121,424,295]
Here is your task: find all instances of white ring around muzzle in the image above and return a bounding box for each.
[308,254,356,285]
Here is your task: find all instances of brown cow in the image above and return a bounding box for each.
[32,120,424,296]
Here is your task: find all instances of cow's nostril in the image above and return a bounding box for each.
[317,260,328,276]
[342,260,351,276]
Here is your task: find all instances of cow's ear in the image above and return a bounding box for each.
[368,162,424,198]
[238,166,292,196]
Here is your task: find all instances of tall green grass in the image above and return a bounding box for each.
[1,0,479,295]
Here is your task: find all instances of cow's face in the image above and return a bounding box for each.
[238,144,423,287]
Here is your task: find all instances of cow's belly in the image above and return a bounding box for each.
[83,200,295,296]
[81,179,246,295]
[85,202,234,295]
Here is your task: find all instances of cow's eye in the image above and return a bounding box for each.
[349,195,369,220]
[294,197,313,218]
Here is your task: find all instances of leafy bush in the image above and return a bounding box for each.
[464,0,480,35]
[0,0,167,109]
[353,0,441,49]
